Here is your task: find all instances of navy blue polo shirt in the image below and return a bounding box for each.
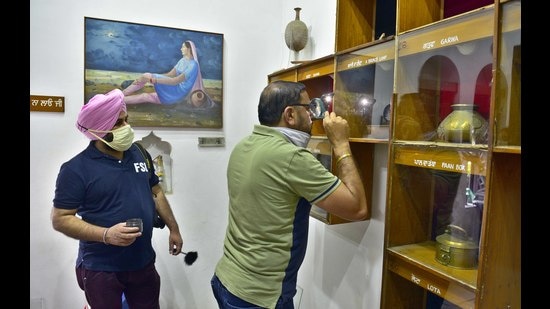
[53,141,159,271]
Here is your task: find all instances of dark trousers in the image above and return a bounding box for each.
[211,274,294,309]
[76,261,160,309]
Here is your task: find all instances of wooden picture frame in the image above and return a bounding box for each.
[84,17,224,128]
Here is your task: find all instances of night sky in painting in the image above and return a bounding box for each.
[85,17,223,80]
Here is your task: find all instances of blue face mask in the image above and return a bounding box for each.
[275,127,311,148]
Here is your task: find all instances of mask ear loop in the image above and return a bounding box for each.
[81,125,114,145]
[77,121,112,137]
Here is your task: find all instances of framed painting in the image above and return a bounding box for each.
[84,17,224,128]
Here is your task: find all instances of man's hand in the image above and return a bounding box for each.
[323,111,350,151]
[104,222,142,246]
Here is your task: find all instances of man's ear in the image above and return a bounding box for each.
[282,106,297,126]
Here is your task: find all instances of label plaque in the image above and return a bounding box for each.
[30,95,65,113]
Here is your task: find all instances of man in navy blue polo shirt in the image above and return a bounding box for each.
[51,88,183,309]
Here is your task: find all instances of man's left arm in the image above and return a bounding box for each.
[152,184,183,255]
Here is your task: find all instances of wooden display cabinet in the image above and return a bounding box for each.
[267,68,296,82]
[397,0,493,34]
[476,1,521,308]
[383,145,487,308]
[335,0,396,52]
[310,38,397,224]
[269,1,520,300]
[381,2,521,308]
[296,55,335,136]
[334,38,395,141]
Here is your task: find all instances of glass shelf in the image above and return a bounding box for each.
[394,7,494,145]
[334,39,395,140]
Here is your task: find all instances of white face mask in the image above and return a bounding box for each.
[89,124,135,151]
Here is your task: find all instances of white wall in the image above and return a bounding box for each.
[30,0,386,308]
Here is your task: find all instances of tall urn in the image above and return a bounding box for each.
[285,7,308,52]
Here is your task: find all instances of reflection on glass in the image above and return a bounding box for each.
[321,92,333,113]
[456,41,476,55]
[495,1,521,147]
[395,8,494,144]
[394,93,437,141]
[334,40,394,139]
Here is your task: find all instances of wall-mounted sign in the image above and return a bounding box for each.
[30,95,65,112]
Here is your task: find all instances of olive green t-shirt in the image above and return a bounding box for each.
[214,125,340,308]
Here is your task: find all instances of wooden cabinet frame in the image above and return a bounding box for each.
[268,1,520,306]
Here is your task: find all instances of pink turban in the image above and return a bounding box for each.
[76,89,127,140]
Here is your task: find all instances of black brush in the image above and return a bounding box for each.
[181,251,198,265]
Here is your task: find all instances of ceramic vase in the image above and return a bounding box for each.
[285,7,308,52]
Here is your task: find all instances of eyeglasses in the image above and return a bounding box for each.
[287,103,313,110]
[287,97,331,120]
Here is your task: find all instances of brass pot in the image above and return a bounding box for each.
[436,104,488,144]
[435,225,478,269]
